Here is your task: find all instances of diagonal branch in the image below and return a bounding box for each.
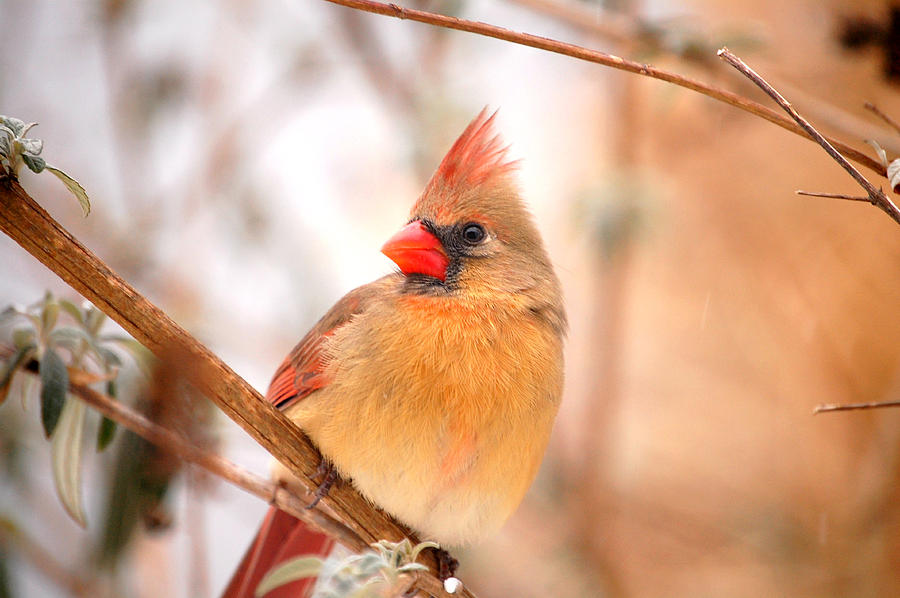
[0,177,464,597]
[814,399,900,413]
[718,48,900,227]
[321,0,885,178]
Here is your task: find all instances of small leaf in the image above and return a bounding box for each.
[97,380,118,452]
[1,117,25,137]
[48,327,91,346]
[888,159,900,193]
[97,417,117,453]
[100,336,155,375]
[0,344,35,405]
[40,348,69,438]
[255,557,324,597]
[85,308,106,336]
[50,396,88,526]
[0,135,10,158]
[94,345,122,369]
[41,298,60,333]
[18,138,43,155]
[45,166,90,217]
[12,327,36,349]
[58,299,85,325]
[22,154,45,174]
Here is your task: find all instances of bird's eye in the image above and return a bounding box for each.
[461,223,486,245]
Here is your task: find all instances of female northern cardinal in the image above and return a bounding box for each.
[224,108,566,597]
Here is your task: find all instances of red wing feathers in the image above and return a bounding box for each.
[265,282,381,411]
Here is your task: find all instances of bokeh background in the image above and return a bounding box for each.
[2,0,900,596]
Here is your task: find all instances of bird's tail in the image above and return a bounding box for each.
[222,506,335,598]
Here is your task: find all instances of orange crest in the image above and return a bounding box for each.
[414,108,517,220]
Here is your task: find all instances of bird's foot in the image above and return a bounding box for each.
[306,459,339,509]
[431,547,459,581]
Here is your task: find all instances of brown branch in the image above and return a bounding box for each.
[814,400,900,413]
[0,178,464,598]
[718,48,900,227]
[321,0,884,178]
[795,190,871,202]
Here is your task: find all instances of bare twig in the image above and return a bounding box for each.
[814,400,900,413]
[795,190,871,202]
[865,102,900,136]
[0,178,465,597]
[718,47,900,227]
[321,0,885,178]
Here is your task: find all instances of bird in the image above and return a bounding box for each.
[223,108,566,598]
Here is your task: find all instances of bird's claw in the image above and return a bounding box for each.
[306,459,339,509]
[432,547,459,581]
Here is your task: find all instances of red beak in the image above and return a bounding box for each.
[381,220,449,281]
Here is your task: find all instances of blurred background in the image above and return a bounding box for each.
[2,0,900,596]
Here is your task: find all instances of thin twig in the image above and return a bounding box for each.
[814,400,900,413]
[717,48,900,227]
[795,190,871,202]
[320,0,885,178]
[865,102,900,136]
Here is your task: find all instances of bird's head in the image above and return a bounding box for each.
[381,109,565,330]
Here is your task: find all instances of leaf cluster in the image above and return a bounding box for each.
[256,538,438,598]
[0,293,151,526]
[0,115,90,217]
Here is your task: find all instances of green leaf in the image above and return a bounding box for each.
[97,416,117,452]
[97,380,117,452]
[51,396,88,527]
[40,348,69,437]
[58,299,85,325]
[45,166,90,217]
[22,154,45,174]
[0,134,10,159]
[41,298,59,333]
[255,556,324,597]
[11,327,36,349]
[85,308,106,336]
[0,344,35,405]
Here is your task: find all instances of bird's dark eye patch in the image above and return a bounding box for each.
[460,223,486,245]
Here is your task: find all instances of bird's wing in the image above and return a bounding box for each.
[265,278,387,411]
